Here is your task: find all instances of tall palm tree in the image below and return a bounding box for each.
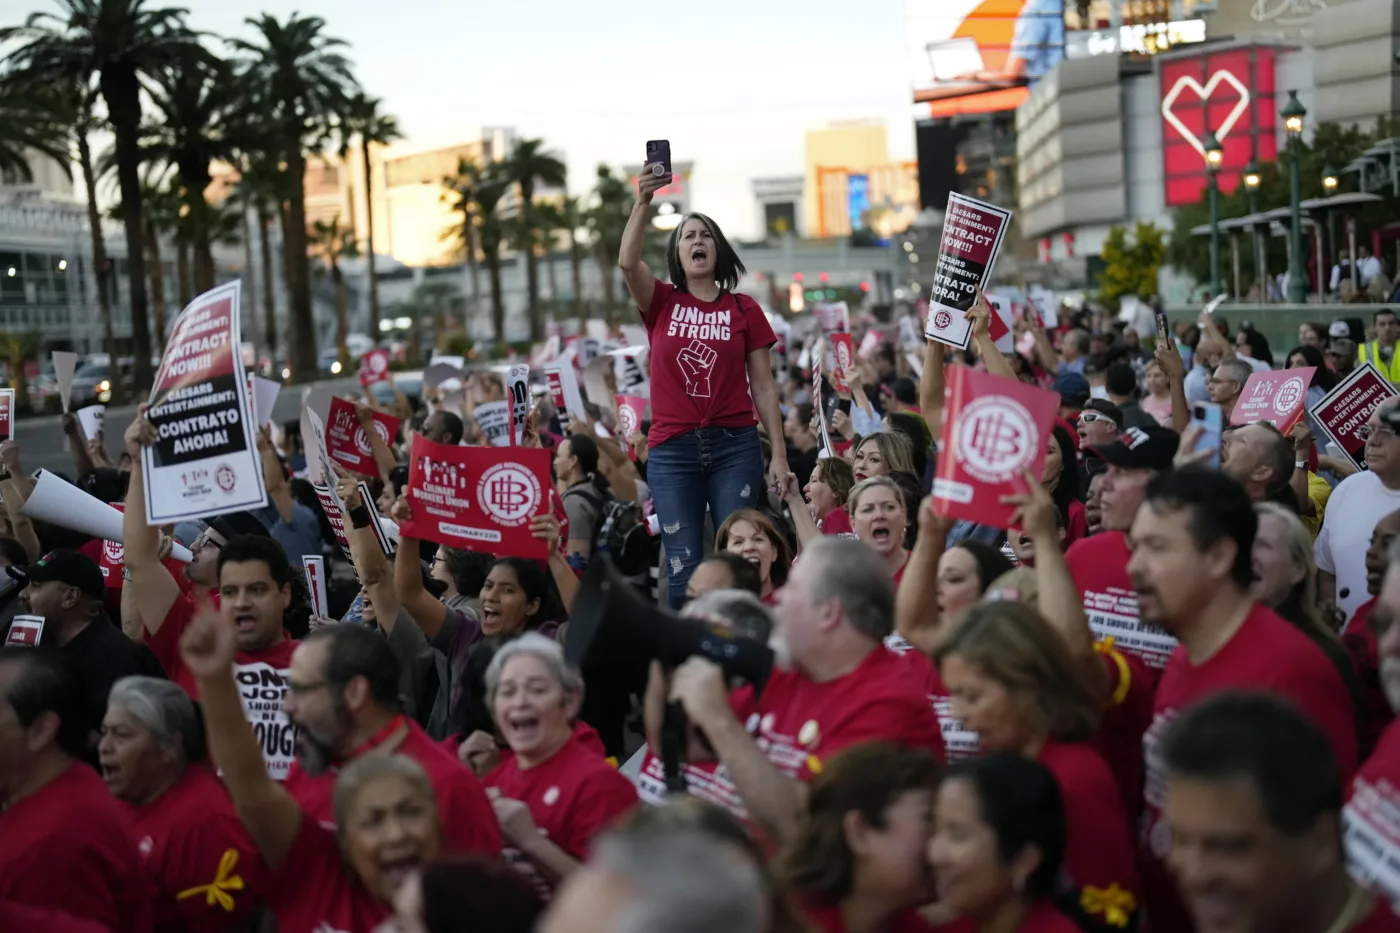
[226,112,286,365]
[502,138,566,342]
[69,83,120,389]
[1,0,211,395]
[232,13,357,382]
[0,76,72,183]
[586,164,633,312]
[309,217,357,370]
[340,92,400,344]
[475,172,510,345]
[557,195,587,325]
[112,179,179,351]
[443,156,488,330]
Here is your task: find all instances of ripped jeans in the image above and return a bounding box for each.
[648,426,765,607]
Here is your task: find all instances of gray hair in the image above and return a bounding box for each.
[483,632,584,705]
[332,754,436,844]
[801,537,895,641]
[108,676,199,763]
[594,827,768,933]
[1215,358,1253,387]
[682,589,774,643]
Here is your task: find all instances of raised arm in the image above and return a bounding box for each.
[531,512,579,618]
[968,291,1015,381]
[354,402,399,487]
[618,170,670,312]
[782,473,822,551]
[122,407,183,636]
[919,340,947,443]
[333,466,400,633]
[896,498,956,658]
[1154,327,1190,434]
[179,599,302,869]
[257,428,296,525]
[61,413,98,478]
[389,496,449,639]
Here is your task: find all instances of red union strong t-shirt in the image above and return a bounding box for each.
[643,282,776,448]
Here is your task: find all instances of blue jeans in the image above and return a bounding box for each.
[648,426,765,607]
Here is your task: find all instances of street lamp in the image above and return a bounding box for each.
[1322,164,1339,285]
[1282,90,1308,303]
[1323,164,1339,194]
[1243,158,1266,303]
[1205,131,1224,297]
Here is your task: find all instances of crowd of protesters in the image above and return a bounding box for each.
[1,161,1400,933]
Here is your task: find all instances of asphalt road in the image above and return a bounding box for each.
[15,376,364,478]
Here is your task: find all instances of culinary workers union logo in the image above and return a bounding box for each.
[1273,377,1306,416]
[216,463,237,493]
[477,462,541,527]
[618,403,639,438]
[933,310,953,331]
[355,420,391,456]
[955,396,1036,484]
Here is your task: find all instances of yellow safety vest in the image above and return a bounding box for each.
[1358,342,1400,382]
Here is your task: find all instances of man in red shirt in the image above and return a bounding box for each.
[1066,424,1180,671]
[0,648,151,932]
[281,623,500,856]
[1163,692,1400,933]
[668,536,944,845]
[1130,467,1359,933]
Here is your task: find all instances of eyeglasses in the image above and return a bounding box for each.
[1356,425,1397,441]
[1079,412,1113,425]
[285,678,334,696]
[193,532,223,551]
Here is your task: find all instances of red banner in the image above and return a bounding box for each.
[326,396,400,477]
[314,483,352,559]
[0,389,13,443]
[933,366,1057,529]
[402,437,552,558]
[829,332,853,394]
[1311,362,1397,470]
[1231,367,1315,433]
[359,349,391,387]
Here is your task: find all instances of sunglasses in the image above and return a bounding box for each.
[1079,412,1114,425]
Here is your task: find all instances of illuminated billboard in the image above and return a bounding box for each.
[907,0,1066,118]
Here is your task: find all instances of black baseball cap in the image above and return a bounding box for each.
[11,549,105,600]
[208,511,270,542]
[1082,398,1125,430]
[1086,425,1180,471]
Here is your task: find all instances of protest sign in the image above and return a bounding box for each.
[544,362,586,422]
[249,376,280,427]
[616,395,646,452]
[985,294,1015,353]
[302,555,328,618]
[423,361,463,391]
[359,349,391,387]
[475,400,512,447]
[933,366,1057,529]
[813,302,850,334]
[1231,368,1316,433]
[20,468,192,561]
[359,480,395,556]
[506,364,530,445]
[325,396,400,476]
[100,503,125,588]
[0,388,13,443]
[612,346,649,398]
[402,437,551,558]
[76,404,104,441]
[428,353,465,371]
[899,317,922,354]
[1311,362,1397,470]
[829,332,854,394]
[4,615,43,647]
[925,193,1012,350]
[313,483,352,559]
[53,351,78,412]
[857,330,881,360]
[1028,285,1058,329]
[813,366,834,456]
[141,282,265,524]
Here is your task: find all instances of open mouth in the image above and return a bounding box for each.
[506,712,542,744]
[378,854,422,893]
[870,526,892,545]
[234,614,258,634]
[99,762,121,785]
[482,607,502,629]
[1018,533,1032,548]
[691,247,708,264]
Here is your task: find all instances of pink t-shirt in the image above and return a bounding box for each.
[642,282,776,448]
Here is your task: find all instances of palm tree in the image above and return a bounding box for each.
[586,164,633,312]
[232,14,357,382]
[475,172,511,345]
[0,333,40,415]
[226,112,286,365]
[557,195,587,325]
[0,77,72,183]
[502,138,566,341]
[1,0,212,395]
[531,200,565,308]
[309,217,357,370]
[70,84,120,388]
[443,156,484,328]
[340,92,400,344]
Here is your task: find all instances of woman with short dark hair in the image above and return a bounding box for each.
[620,162,787,607]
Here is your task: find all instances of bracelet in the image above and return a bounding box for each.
[348,505,372,528]
[1295,460,1308,471]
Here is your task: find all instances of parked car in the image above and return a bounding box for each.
[70,358,133,407]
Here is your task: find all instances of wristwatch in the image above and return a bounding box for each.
[1295,460,1308,471]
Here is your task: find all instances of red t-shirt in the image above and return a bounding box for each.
[1355,899,1400,932]
[749,646,946,782]
[819,507,855,537]
[1142,603,1360,933]
[145,593,300,779]
[1064,499,1087,547]
[805,902,933,932]
[1344,597,1394,756]
[285,717,500,857]
[0,902,111,933]
[124,764,267,933]
[1090,639,1156,825]
[929,899,1082,932]
[892,553,912,592]
[642,282,776,448]
[266,814,389,933]
[0,762,151,933]
[636,687,758,820]
[1346,718,1400,910]
[1036,741,1139,929]
[484,735,638,900]
[884,634,979,760]
[1065,532,1176,670]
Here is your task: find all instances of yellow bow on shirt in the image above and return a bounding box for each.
[176,848,245,912]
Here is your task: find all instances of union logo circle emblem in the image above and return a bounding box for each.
[955,396,1036,484]
[476,462,541,528]
[367,352,387,374]
[215,463,237,493]
[1273,376,1306,416]
[103,539,124,563]
[355,420,391,456]
[618,403,639,437]
[934,310,953,330]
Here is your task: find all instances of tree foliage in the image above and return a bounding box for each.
[1098,221,1166,309]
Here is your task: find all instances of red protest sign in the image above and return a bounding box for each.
[359,349,391,387]
[829,333,854,394]
[1231,367,1316,433]
[1311,362,1397,470]
[100,503,125,588]
[313,483,352,559]
[326,396,400,476]
[616,395,646,458]
[933,365,1057,529]
[402,437,552,559]
[4,615,43,647]
[0,388,14,443]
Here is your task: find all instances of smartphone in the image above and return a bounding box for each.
[645,140,672,180]
[1190,402,1223,469]
[1155,311,1171,346]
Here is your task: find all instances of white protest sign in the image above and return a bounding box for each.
[76,405,105,441]
[474,401,512,447]
[925,192,1012,351]
[141,281,267,525]
[505,363,530,446]
[611,345,650,398]
[52,351,78,413]
[544,362,586,422]
[250,376,280,427]
[302,555,328,618]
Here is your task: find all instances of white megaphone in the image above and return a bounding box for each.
[18,470,193,562]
